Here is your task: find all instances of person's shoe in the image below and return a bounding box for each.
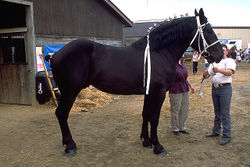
[180,130,190,134]
[220,138,231,145]
[205,133,220,137]
[173,131,180,136]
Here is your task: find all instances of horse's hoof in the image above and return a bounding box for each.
[142,140,153,149]
[153,145,168,155]
[159,148,168,155]
[144,144,153,149]
[64,149,77,157]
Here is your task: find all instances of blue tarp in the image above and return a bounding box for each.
[44,45,64,70]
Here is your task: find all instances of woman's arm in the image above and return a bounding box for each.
[213,67,234,76]
[187,79,194,94]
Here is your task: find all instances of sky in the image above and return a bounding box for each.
[110,0,250,26]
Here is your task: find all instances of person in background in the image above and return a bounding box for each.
[203,44,236,145]
[230,46,237,60]
[192,51,199,75]
[169,57,194,136]
[239,49,242,57]
[235,51,241,65]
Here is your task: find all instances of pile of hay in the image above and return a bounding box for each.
[72,86,118,112]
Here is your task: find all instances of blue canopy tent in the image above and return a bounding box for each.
[44,45,64,70]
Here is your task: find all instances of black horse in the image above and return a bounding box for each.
[47,8,223,156]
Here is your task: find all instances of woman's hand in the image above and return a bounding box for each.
[187,80,194,94]
[190,86,194,94]
[203,70,210,79]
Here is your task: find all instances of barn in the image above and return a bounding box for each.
[0,0,132,105]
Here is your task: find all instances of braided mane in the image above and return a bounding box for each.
[131,16,195,51]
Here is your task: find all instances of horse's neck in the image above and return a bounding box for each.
[150,17,197,58]
[130,17,197,61]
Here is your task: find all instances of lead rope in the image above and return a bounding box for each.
[143,34,151,95]
[199,63,215,98]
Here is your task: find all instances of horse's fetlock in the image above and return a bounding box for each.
[66,139,77,150]
[142,138,153,148]
[140,134,143,140]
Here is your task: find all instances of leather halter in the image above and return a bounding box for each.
[189,16,220,59]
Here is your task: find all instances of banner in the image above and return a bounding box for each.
[36,47,44,72]
[44,45,64,70]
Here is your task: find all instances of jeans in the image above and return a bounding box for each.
[193,62,198,74]
[212,84,232,139]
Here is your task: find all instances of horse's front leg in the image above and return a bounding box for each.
[150,109,167,155]
[140,109,152,148]
[142,91,168,155]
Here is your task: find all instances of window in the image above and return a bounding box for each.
[0,33,26,64]
[0,1,26,29]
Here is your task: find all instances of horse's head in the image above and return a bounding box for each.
[190,8,223,63]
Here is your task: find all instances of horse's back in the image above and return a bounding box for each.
[51,39,94,94]
[89,44,145,94]
[52,39,93,66]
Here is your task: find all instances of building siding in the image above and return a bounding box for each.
[214,27,250,49]
[32,0,123,41]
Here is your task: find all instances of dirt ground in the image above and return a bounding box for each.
[0,62,250,167]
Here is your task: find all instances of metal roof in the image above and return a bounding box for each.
[124,21,162,37]
[103,0,133,27]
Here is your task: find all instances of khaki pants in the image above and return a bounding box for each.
[169,92,189,132]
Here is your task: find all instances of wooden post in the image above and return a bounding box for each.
[40,55,58,106]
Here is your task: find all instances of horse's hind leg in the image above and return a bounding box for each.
[55,92,78,156]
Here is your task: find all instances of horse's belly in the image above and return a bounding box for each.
[90,76,144,95]
[94,86,144,95]
[89,55,144,94]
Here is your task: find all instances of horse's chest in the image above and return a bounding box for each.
[150,56,176,86]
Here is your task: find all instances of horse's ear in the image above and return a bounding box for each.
[199,8,204,17]
[199,8,207,24]
[194,9,199,16]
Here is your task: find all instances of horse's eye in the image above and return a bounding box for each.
[207,28,213,34]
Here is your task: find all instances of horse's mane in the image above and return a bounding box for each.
[131,16,195,51]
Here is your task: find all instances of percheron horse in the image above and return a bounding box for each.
[47,9,223,156]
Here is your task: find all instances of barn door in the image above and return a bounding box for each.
[0,33,31,104]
